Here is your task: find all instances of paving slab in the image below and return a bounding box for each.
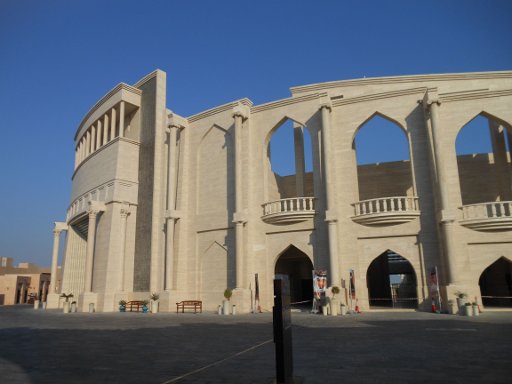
[0,306,511,383]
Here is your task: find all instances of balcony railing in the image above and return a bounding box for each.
[351,196,420,225]
[459,201,512,231]
[262,197,316,224]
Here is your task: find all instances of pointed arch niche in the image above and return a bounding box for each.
[274,245,314,305]
[262,118,316,224]
[351,113,420,226]
[457,113,512,231]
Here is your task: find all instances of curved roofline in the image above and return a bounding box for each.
[290,70,512,95]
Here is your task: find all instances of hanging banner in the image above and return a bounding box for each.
[312,270,327,313]
[429,266,441,313]
[349,269,356,300]
[255,273,261,313]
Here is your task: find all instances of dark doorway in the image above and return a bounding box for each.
[367,250,418,309]
[479,257,512,307]
[275,245,313,307]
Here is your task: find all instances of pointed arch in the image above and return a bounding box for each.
[200,241,229,305]
[366,249,418,309]
[274,244,314,304]
[352,111,407,143]
[479,256,512,308]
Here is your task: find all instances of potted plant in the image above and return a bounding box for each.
[119,300,127,312]
[142,300,149,313]
[70,301,77,313]
[464,302,473,317]
[330,286,340,316]
[472,302,479,317]
[33,294,40,310]
[150,293,160,313]
[340,303,347,316]
[60,293,74,313]
[454,291,467,314]
[223,288,232,315]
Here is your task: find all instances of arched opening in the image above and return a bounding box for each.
[366,250,418,309]
[479,257,512,308]
[267,118,313,199]
[353,114,413,201]
[274,245,313,306]
[456,113,512,205]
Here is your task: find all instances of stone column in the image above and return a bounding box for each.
[320,102,340,287]
[232,105,249,288]
[75,144,79,169]
[489,120,512,201]
[110,107,117,141]
[294,123,306,197]
[119,101,125,138]
[165,123,179,290]
[427,98,458,284]
[49,222,68,293]
[91,124,96,153]
[84,202,105,292]
[119,206,130,291]
[103,114,109,145]
[96,120,102,149]
[85,130,91,157]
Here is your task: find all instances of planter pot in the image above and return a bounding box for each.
[448,302,456,315]
[151,301,159,314]
[33,300,40,310]
[223,300,230,315]
[322,305,329,316]
[472,305,479,317]
[119,305,126,312]
[232,305,237,315]
[63,302,70,314]
[217,305,222,315]
[464,305,473,317]
[42,302,47,310]
[330,299,339,316]
[456,298,463,314]
[71,303,77,313]
[340,306,347,316]
[142,305,149,313]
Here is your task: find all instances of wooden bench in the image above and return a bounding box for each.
[176,300,202,313]
[126,301,145,312]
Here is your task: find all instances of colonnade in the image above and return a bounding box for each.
[74,101,126,168]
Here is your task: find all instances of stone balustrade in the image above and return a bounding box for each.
[459,201,512,231]
[351,196,420,225]
[262,197,315,224]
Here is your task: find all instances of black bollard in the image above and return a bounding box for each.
[273,275,293,384]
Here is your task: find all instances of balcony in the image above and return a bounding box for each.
[262,197,316,224]
[459,201,512,231]
[351,196,420,226]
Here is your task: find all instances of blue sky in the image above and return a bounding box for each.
[1,0,511,266]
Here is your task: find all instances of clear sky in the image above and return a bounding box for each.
[1,0,511,267]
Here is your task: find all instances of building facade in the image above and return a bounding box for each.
[48,70,512,312]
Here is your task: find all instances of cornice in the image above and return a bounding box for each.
[332,87,427,107]
[188,98,253,123]
[75,83,142,140]
[439,88,512,103]
[290,71,512,95]
[251,93,324,114]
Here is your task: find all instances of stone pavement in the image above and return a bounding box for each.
[0,306,511,383]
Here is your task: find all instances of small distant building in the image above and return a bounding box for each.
[0,257,59,305]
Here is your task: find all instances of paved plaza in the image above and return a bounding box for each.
[0,306,511,383]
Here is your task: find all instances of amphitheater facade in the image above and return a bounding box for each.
[47,70,512,313]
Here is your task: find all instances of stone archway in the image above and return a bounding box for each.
[274,245,314,305]
[479,257,512,307]
[366,250,418,309]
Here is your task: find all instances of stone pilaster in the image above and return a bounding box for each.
[320,102,340,287]
[294,123,306,197]
[49,222,68,294]
[84,201,105,292]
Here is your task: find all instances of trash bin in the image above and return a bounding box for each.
[89,303,95,313]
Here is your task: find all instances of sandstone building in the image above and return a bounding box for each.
[48,70,512,312]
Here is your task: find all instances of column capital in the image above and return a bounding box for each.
[426,98,442,107]
[53,222,68,234]
[165,209,182,220]
[319,102,332,112]
[233,211,248,224]
[232,104,250,120]
[167,113,188,130]
[325,210,338,223]
[88,201,106,216]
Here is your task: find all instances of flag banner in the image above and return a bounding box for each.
[255,273,261,313]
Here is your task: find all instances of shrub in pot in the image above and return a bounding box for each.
[119,300,127,312]
[150,293,160,313]
[330,286,340,316]
[223,288,232,315]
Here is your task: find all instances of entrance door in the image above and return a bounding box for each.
[275,245,313,306]
[367,250,418,309]
[479,257,512,307]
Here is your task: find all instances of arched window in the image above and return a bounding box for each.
[353,114,413,201]
[456,113,512,205]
